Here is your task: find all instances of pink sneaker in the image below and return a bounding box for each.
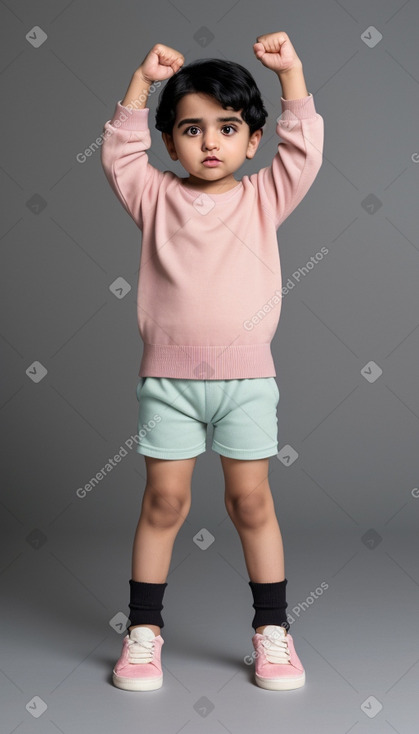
[112,627,164,691]
[251,625,305,690]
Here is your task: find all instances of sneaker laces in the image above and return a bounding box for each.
[262,630,291,665]
[127,635,155,664]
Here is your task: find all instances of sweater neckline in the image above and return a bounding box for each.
[178,179,243,202]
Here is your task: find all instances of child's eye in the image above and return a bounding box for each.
[184,126,200,136]
[222,125,237,135]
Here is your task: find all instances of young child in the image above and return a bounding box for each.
[101,31,324,692]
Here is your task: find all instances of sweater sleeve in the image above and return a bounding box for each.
[257,93,324,230]
[100,101,164,230]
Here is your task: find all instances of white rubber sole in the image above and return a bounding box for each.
[112,671,163,691]
[255,670,306,690]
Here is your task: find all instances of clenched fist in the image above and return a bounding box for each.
[253,32,302,74]
[137,44,185,84]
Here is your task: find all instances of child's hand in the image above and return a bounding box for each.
[253,32,301,74]
[137,44,185,84]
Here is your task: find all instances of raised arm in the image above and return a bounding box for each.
[254,31,324,228]
[254,31,308,100]
[100,44,185,228]
[120,69,151,110]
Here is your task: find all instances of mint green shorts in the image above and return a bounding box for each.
[134,377,280,461]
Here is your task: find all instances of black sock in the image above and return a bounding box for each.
[128,579,168,630]
[248,578,290,632]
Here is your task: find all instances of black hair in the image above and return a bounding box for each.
[155,58,268,137]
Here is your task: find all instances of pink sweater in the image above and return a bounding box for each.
[101,93,324,379]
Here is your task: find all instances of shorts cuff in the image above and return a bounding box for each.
[136,443,206,460]
[212,440,278,460]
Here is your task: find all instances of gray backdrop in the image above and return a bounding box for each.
[1,0,418,732]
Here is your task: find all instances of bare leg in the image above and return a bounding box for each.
[236,517,285,635]
[129,456,196,636]
[235,515,285,582]
[220,456,285,635]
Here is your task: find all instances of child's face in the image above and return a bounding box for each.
[162,92,262,190]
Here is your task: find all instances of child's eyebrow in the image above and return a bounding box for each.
[177,116,243,129]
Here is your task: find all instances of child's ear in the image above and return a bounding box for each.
[246,128,263,159]
[162,132,178,161]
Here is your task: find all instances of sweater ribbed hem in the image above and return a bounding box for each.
[138,343,276,379]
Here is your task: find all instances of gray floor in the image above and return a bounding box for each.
[2,456,418,733]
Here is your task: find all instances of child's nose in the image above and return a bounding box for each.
[202,130,218,147]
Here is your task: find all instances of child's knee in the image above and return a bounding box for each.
[144,486,190,527]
